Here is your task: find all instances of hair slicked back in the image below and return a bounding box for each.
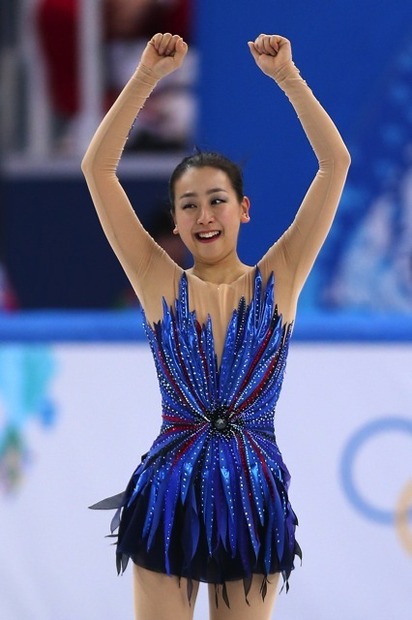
[169,149,244,212]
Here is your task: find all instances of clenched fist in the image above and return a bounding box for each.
[139,33,188,80]
[248,34,293,78]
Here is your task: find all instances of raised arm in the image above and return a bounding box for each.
[249,35,351,298]
[81,34,188,291]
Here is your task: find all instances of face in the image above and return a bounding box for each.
[172,166,250,265]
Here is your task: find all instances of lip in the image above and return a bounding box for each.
[194,230,222,243]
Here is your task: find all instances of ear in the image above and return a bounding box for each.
[240,196,251,223]
[172,224,179,235]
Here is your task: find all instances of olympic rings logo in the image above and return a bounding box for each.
[340,416,412,555]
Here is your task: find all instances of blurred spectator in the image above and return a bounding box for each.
[0,193,18,311]
[36,0,79,120]
[104,0,191,41]
[0,262,19,311]
[36,0,196,153]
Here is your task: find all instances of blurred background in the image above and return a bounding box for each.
[0,1,411,619]
[1,0,411,313]
[1,0,196,310]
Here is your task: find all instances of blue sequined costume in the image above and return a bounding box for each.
[84,42,352,606]
[93,269,301,601]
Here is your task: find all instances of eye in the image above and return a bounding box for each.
[211,198,226,205]
[182,203,196,210]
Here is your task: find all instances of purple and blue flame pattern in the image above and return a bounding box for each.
[98,268,301,597]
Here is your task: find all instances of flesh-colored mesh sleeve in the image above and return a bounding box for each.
[259,62,351,307]
[81,68,181,312]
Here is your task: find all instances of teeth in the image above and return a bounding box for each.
[198,231,220,239]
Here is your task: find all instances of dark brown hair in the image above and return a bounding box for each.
[169,150,244,212]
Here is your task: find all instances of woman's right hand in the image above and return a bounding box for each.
[139,33,188,80]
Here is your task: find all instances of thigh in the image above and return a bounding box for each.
[133,564,199,620]
[208,573,280,620]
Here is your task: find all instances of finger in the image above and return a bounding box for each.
[158,32,173,55]
[247,41,260,63]
[150,33,185,58]
[149,33,162,50]
[274,35,291,56]
[254,34,267,54]
[268,35,280,53]
[255,34,276,56]
[251,33,289,58]
[260,35,277,56]
[261,36,277,56]
[150,32,163,48]
[173,37,189,61]
[254,33,285,55]
[165,34,184,56]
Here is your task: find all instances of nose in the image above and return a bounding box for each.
[197,204,215,225]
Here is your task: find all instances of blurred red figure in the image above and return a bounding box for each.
[36,0,79,118]
[0,263,19,311]
[104,0,191,42]
[36,0,194,150]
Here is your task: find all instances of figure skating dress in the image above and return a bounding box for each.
[92,268,302,601]
[83,54,350,605]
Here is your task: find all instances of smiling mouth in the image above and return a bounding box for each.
[195,231,221,241]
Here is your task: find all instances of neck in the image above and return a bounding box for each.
[190,255,250,285]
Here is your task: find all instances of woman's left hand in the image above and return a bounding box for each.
[248,34,292,78]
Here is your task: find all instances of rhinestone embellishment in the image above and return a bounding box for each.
[214,416,228,431]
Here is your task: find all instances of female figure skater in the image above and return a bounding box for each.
[82,33,350,620]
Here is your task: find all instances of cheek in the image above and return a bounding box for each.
[175,212,191,231]
[221,209,242,232]
[174,217,194,244]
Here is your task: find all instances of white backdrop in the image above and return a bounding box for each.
[0,342,411,620]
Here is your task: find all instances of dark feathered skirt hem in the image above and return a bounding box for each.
[90,488,302,608]
[120,555,296,608]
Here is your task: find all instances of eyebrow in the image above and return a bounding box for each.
[178,188,229,200]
